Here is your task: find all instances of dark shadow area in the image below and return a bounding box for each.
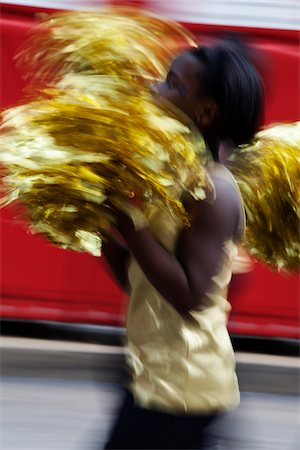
[1,319,299,356]
[0,319,125,346]
[232,334,299,357]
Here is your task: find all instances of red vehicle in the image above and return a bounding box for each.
[1,1,299,341]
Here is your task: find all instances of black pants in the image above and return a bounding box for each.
[104,390,220,449]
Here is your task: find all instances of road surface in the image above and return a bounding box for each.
[1,338,299,450]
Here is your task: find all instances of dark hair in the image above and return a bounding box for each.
[190,39,264,146]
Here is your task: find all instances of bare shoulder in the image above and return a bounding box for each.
[174,166,242,310]
[184,167,241,242]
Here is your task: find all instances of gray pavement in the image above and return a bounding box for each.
[0,338,300,450]
[1,376,299,450]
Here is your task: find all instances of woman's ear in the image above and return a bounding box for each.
[195,99,219,130]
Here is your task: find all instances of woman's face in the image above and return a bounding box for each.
[155,52,206,127]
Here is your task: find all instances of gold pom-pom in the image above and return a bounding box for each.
[0,9,210,256]
[16,7,196,89]
[228,122,300,272]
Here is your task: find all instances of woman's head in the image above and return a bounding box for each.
[156,39,264,156]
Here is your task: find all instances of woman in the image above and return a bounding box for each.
[102,40,264,449]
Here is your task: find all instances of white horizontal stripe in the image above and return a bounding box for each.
[235,352,300,368]
[146,0,300,30]
[1,337,299,368]
[0,337,125,354]
[2,0,299,30]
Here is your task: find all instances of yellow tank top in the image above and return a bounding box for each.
[126,164,245,414]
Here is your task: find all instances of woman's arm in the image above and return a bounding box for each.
[116,177,239,312]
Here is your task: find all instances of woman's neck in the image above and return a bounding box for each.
[205,136,221,162]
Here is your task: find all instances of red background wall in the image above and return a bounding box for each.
[1,3,299,338]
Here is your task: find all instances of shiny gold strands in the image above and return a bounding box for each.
[16,8,196,89]
[0,82,209,256]
[228,122,300,273]
[0,8,208,256]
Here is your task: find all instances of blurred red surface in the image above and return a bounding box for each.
[1,3,299,338]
